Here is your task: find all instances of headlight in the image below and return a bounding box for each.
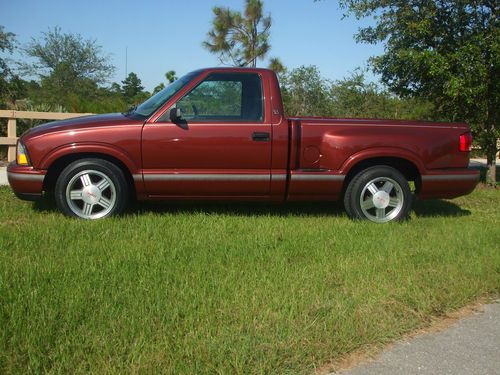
[16,141,31,166]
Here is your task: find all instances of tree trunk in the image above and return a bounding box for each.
[480,122,498,186]
[485,135,497,186]
[486,156,496,186]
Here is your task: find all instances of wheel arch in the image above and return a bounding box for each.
[43,152,137,197]
[342,156,422,195]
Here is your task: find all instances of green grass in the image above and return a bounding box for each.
[0,186,499,374]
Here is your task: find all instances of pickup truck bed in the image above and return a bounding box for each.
[286,117,476,201]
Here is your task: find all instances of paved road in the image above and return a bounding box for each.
[469,158,500,168]
[336,302,500,375]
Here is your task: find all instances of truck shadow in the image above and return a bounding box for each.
[412,199,471,218]
[132,199,470,218]
[130,201,345,218]
[32,197,470,219]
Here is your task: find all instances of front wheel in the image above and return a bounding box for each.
[54,158,129,219]
[343,166,412,223]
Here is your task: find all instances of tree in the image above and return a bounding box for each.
[0,26,15,76]
[20,28,116,111]
[338,0,499,185]
[280,66,332,116]
[165,70,177,83]
[203,0,271,67]
[110,82,122,94]
[0,25,16,106]
[121,72,144,103]
[152,83,165,94]
[153,70,178,94]
[267,57,286,77]
[330,72,435,120]
[24,27,115,84]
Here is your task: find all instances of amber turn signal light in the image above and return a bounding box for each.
[16,141,31,165]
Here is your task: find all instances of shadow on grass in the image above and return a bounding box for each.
[130,200,346,218]
[32,196,58,213]
[33,195,470,219]
[32,196,347,218]
[413,199,470,218]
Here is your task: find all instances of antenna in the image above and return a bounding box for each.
[125,47,128,78]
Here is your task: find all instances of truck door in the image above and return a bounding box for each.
[141,72,272,197]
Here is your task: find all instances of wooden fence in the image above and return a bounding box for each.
[0,110,92,162]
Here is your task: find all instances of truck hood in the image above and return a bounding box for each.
[23,113,144,139]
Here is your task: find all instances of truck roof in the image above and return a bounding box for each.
[194,67,275,74]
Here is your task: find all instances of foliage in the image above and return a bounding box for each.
[203,0,271,67]
[338,0,500,184]
[153,70,178,94]
[0,186,499,373]
[121,72,145,104]
[329,72,436,120]
[152,82,165,95]
[267,57,286,77]
[281,65,332,116]
[280,65,435,120]
[165,70,177,83]
[18,27,121,113]
[0,26,15,75]
[0,26,17,107]
[23,27,114,84]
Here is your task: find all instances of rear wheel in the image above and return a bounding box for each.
[54,158,128,219]
[344,166,412,223]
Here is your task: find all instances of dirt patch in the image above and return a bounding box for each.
[315,298,490,375]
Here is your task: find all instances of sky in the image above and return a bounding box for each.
[1,0,383,91]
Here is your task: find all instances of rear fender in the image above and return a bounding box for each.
[338,147,425,175]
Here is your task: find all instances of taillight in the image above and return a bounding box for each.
[459,132,472,152]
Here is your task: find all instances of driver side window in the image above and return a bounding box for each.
[176,73,263,122]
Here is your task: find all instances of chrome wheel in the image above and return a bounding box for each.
[359,177,404,223]
[65,170,117,219]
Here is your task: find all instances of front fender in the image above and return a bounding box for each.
[39,142,140,174]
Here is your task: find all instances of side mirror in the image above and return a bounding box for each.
[169,107,182,122]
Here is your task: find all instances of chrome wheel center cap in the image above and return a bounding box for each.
[373,191,390,209]
[82,185,101,204]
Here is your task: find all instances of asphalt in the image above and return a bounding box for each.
[336,302,500,375]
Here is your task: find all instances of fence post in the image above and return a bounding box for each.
[7,117,16,162]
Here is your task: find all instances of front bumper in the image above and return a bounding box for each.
[7,163,46,201]
[418,168,480,200]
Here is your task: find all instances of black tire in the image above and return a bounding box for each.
[344,166,412,223]
[54,158,129,219]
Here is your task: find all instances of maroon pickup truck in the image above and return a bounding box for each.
[8,67,479,222]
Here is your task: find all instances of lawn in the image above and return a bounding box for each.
[0,185,499,374]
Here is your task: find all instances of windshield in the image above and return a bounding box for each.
[133,70,201,117]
